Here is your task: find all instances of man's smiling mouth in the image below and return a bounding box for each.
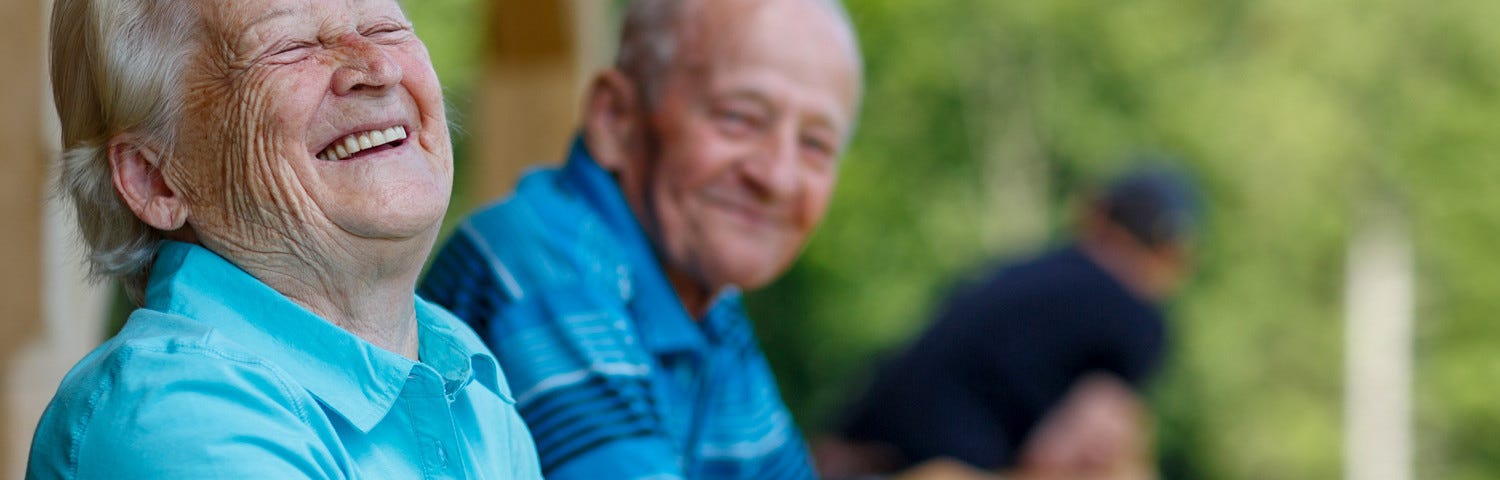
[704,192,782,228]
[317,125,408,161]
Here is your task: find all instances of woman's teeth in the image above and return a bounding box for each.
[318,125,408,161]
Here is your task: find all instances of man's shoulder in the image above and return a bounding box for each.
[466,166,586,240]
[421,165,637,346]
[960,248,1112,307]
[438,167,629,297]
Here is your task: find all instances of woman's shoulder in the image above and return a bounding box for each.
[30,308,335,476]
[44,308,319,428]
[101,309,298,375]
[30,312,343,477]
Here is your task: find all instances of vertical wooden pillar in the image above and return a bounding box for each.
[4,3,113,478]
[0,0,49,475]
[465,0,611,209]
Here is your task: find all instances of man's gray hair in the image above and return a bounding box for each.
[616,0,857,107]
[51,0,201,303]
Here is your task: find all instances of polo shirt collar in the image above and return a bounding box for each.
[144,241,506,433]
[414,297,509,402]
[561,136,748,356]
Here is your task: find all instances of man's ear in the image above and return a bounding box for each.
[109,135,189,232]
[582,69,645,172]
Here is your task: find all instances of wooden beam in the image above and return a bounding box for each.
[0,0,48,474]
[464,0,611,209]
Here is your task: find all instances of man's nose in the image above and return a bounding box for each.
[741,127,802,201]
[331,36,403,96]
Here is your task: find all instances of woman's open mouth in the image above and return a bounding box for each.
[316,125,408,161]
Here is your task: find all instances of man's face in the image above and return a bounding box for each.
[621,0,862,295]
[170,0,452,258]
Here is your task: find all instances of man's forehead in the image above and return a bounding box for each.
[671,0,862,116]
[678,0,855,54]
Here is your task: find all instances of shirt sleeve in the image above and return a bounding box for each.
[48,344,345,479]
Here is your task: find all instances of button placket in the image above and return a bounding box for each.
[406,366,466,477]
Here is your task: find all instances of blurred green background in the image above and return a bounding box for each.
[406,1,1500,478]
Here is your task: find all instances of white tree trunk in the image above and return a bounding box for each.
[1343,203,1413,480]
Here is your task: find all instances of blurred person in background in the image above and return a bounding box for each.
[28,0,542,477]
[820,165,1201,480]
[418,0,863,478]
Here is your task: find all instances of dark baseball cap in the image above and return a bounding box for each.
[1102,163,1203,248]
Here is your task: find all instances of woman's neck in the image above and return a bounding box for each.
[222,234,431,360]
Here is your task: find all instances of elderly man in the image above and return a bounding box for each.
[418,0,863,478]
[29,0,540,477]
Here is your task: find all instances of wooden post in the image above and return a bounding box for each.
[0,0,50,475]
[464,0,611,209]
[4,2,114,478]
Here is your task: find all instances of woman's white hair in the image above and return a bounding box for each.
[616,0,857,107]
[51,0,201,303]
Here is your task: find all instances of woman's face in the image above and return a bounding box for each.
[169,0,451,258]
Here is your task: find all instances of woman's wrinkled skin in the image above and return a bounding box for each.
[110,0,451,358]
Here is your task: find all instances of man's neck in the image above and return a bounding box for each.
[664,266,715,320]
[1077,240,1160,303]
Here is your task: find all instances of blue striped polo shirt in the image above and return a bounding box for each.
[419,138,816,480]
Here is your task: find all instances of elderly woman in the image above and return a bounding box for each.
[28,0,541,478]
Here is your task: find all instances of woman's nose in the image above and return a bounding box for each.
[331,37,403,96]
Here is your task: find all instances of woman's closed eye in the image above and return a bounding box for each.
[362,22,414,42]
[266,40,317,64]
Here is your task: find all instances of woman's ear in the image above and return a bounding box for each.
[109,135,189,232]
[582,69,645,172]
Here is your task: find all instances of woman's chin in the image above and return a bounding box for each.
[331,199,447,242]
[315,170,451,241]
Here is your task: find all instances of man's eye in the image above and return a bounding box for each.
[801,135,830,153]
[721,112,749,124]
[716,110,759,133]
[800,135,837,163]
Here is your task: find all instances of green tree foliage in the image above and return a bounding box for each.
[405,0,487,230]
[744,1,1500,479]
